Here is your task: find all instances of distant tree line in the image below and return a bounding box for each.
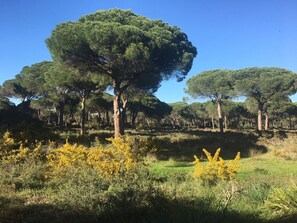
[185,68,297,133]
[1,65,297,135]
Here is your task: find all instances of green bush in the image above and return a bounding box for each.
[264,182,297,216]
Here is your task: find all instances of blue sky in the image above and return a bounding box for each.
[1,0,297,103]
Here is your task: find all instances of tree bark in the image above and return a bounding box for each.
[131,111,138,128]
[264,112,269,131]
[113,93,121,138]
[257,109,262,131]
[224,114,228,130]
[217,101,224,133]
[80,97,86,135]
[120,98,128,134]
[58,102,64,131]
[211,115,215,130]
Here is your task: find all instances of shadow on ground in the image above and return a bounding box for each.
[148,130,268,161]
[2,195,295,223]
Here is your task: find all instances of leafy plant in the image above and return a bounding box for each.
[264,182,297,216]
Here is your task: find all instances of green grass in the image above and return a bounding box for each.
[150,155,297,186]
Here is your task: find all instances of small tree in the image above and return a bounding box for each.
[235,67,297,131]
[185,70,235,132]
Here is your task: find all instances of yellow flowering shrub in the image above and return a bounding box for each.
[0,131,15,157]
[193,148,240,182]
[47,136,145,179]
[1,141,45,165]
[47,141,89,178]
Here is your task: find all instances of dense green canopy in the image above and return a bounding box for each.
[185,69,235,132]
[235,67,297,130]
[47,9,197,86]
[46,9,197,137]
[2,61,50,102]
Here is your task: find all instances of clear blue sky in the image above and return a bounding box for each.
[1,0,297,103]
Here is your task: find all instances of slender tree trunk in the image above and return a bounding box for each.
[211,115,215,130]
[113,89,125,138]
[217,101,224,133]
[224,114,228,130]
[113,94,121,138]
[58,102,64,131]
[80,97,86,135]
[105,110,110,126]
[120,98,128,134]
[257,109,263,131]
[264,112,269,131]
[131,111,138,128]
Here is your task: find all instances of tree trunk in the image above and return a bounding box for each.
[113,92,124,138]
[264,112,269,131]
[80,97,86,135]
[211,115,215,129]
[120,98,128,134]
[217,102,224,133]
[58,102,64,131]
[224,114,228,130]
[131,111,138,128]
[257,109,262,131]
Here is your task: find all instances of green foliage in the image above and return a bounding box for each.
[46,9,197,136]
[236,67,297,130]
[185,69,236,132]
[2,61,50,102]
[244,183,271,204]
[0,140,47,190]
[186,69,236,101]
[47,9,197,90]
[235,67,297,101]
[264,182,297,217]
[1,132,297,223]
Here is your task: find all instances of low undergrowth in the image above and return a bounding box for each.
[0,131,297,223]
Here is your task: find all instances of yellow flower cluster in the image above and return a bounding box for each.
[0,131,15,157]
[47,136,143,179]
[1,141,45,164]
[193,148,240,182]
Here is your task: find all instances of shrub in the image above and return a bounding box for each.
[192,148,240,183]
[0,141,47,189]
[47,136,146,180]
[0,131,16,157]
[264,182,297,216]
